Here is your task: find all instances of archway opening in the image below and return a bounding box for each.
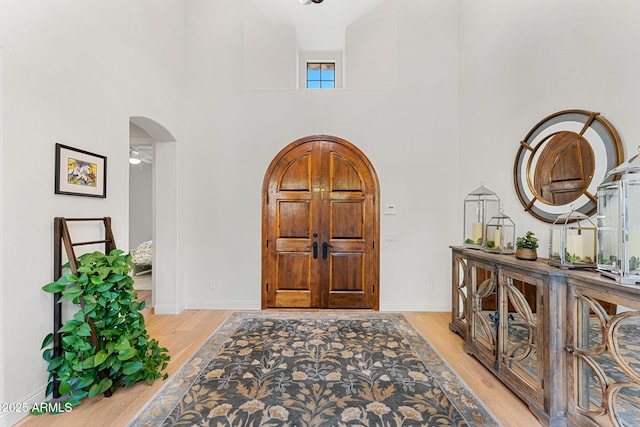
[129,116,180,313]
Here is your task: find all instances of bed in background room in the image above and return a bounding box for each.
[131,240,152,276]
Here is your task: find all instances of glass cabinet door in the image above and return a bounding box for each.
[570,292,640,426]
[499,270,542,402]
[450,251,468,338]
[469,260,498,366]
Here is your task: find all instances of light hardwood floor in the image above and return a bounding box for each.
[16,309,542,427]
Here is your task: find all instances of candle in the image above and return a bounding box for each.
[472,222,483,244]
[567,234,584,260]
[493,228,501,249]
[551,229,562,257]
[582,231,595,261]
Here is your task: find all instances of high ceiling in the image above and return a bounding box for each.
[251,0,384,51]
[129,0,386,165]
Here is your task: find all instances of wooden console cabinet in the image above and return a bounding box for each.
[450,247,640,427]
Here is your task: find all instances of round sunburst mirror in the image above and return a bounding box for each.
[514,109,624,223]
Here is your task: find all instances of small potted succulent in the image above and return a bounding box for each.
[515,231,538,260]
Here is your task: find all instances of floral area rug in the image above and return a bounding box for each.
[128,312,500,427]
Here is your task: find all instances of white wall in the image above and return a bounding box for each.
[344,0,397,89]
[0,1,184,425]
[244,1,297,89]
[458,0,640,253]
[180,0,460,311]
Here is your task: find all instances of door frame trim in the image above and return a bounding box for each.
[261,135,380,309]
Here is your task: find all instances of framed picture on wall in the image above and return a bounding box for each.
[55,143,107,198]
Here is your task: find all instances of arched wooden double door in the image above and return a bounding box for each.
[262,135,380,309]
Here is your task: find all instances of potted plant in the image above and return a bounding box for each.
[516,231,539,260]
[35,250,170,414]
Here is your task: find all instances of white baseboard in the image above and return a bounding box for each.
[153,300,259,314]
[380,302,451,312]
[153,304,181,314]
[0,385,47,427]
[184,300,260,310]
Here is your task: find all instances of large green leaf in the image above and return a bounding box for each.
[83,302,98,315]
[74,376,93,392]
[94,351,108,367]
[117,348,138,361]
[90,275,104,285]
[47,357,64,371]
[77,273,89,285]
[98,378,113,393]
[42,281,66,293]
[63,285,83,294]
[76,323,92,337]
[122,361,143,375]
[62,335,80,346]
[58,380,72,395]
[41,333,54,349]
[77,265,93,274]
[82,356,95,370]
[95,283,112,292]
[87,383,101,398]
[58,292,79,303]
[58,321,80,333]
[108,273,126,283]
[114,338,131,351]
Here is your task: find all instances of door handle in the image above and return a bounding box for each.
[309,241,318,259]
[322,242,332,260]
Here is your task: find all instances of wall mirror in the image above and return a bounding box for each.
[514,110,624,223]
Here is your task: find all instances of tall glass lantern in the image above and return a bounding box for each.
[549,206,597,269]
[597,147,640,285]
[463,183,500,249]
[483,211,516,254]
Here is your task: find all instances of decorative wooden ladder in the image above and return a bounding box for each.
[52,217,116,398]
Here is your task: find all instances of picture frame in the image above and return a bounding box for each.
[55,143,107,198]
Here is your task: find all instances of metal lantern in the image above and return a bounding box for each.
[596,146,640,285]
[463,183,501,249]
[483,211,516,254]
[549,206,597,269]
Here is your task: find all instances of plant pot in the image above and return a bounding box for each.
[516,248,537,261]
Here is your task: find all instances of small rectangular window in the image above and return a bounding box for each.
[307,62,335,89]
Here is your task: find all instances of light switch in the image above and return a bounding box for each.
[385,233,398,242]
[383,204,397,215]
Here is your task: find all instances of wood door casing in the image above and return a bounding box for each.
[262,135,380,309]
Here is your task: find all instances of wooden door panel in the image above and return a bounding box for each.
[330,153,363,191]
[330,201,363,239]
[330,253,364,291]
[275,291,312,307]
[278,200,311,238]
[279,153,311,191]
[277,253,311,290]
